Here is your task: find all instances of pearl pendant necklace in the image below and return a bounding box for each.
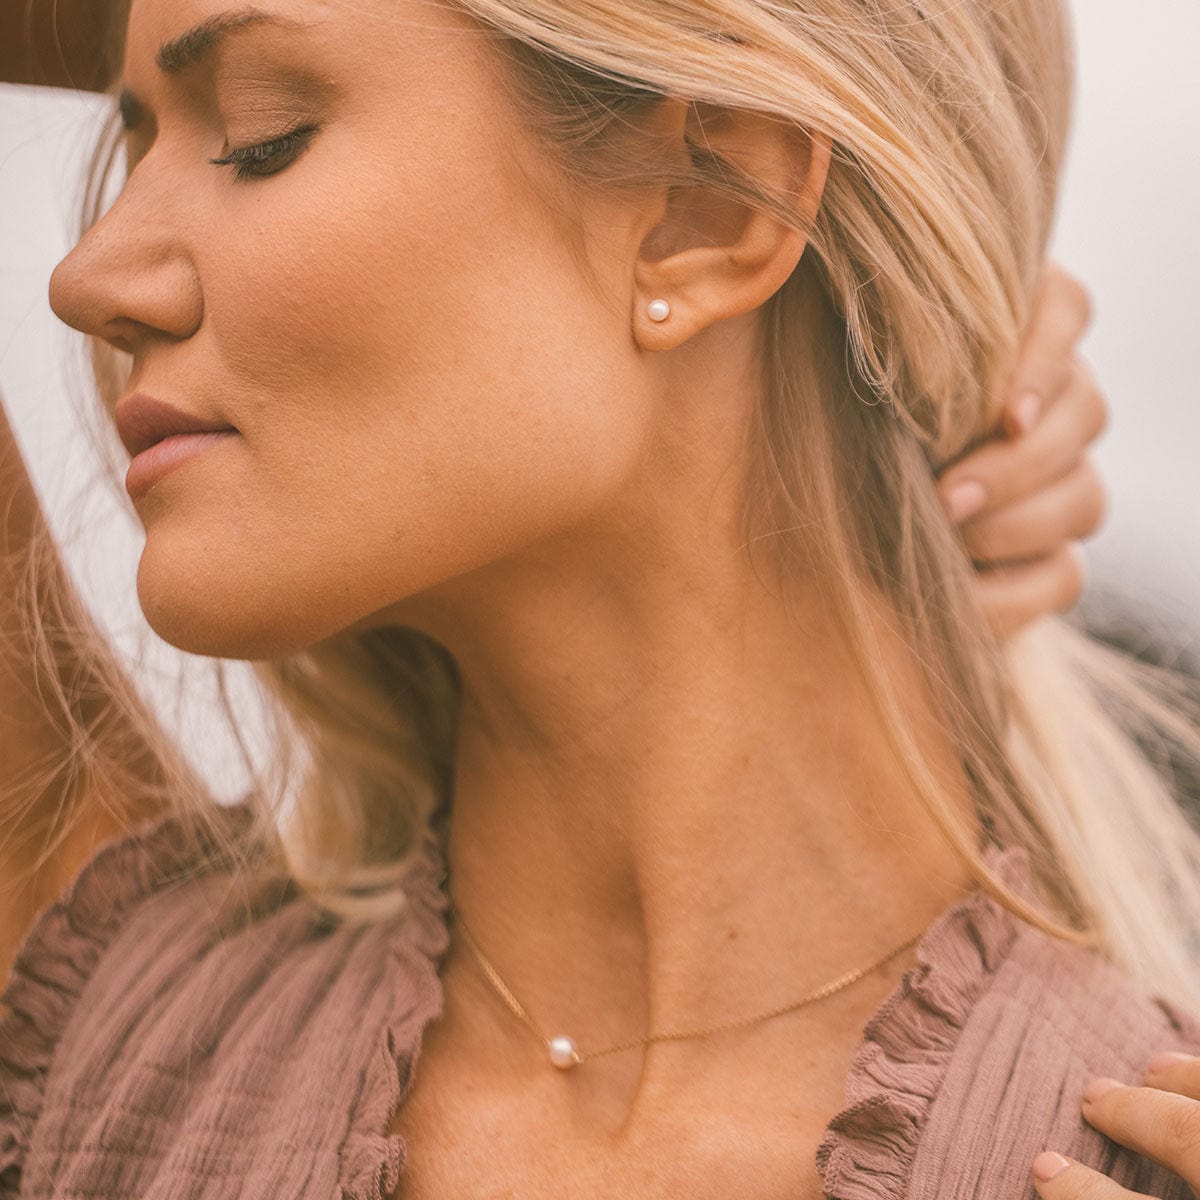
[447,895,926,1072]
[547,1035,582,1070]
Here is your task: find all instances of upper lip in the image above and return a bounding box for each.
[114,393,236,458]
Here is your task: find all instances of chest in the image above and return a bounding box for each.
[383,929,926,1200]
[384,979,902,1200]
[391,1122,829,1200]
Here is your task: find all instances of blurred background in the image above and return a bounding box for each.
[0,2,1198,801]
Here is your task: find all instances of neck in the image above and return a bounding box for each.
[383,310,982,1136]
[399,532,981,1131]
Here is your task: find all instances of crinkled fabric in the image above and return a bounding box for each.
[2,813,1198,1200]
[0,802,449,1199]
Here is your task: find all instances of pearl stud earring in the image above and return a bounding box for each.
[647,298,671,322]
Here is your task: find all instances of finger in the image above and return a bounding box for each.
[1080,1078,1200,1195]
[974,545,1087,639]
[1143,1052,1200,1100]
[939,358,1108,522]
[1031,1151,1147,1200]
[960,461,1106,564]
[1005,262,1095,438]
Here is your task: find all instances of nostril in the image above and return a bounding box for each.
[46,211,203,345]
[47,245,119,342]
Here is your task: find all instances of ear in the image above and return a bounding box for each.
[630,98,831,350]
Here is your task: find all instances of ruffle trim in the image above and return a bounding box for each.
[339,816,452,1200]
[0,802,253,1194]
[814,839,1032,1200]
[1,806,1026,1200]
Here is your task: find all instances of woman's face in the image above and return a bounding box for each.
[48,0,663,659]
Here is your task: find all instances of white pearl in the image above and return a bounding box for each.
[647,298,671,322]
[548,1035,580,1069]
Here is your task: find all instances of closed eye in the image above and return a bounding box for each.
[208,122,319,181]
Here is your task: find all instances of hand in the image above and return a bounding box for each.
[936,263,1109,639]
[1030,1053,1200,1198]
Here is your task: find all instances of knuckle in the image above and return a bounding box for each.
[1037,262,1094,336]
[1160,1095,1200,1152]
[1144,1058,1200,1097]
[1042,260,1068,286]
[1070,354,1097,394]
[1022,352,1072,403]
[1088,385,1111,442]
[1052,546,1087,612]
[1076,465,1108,539]
[1093,1169,1131,1200]
[1071,358,1110,441]
[980,584,1025,640]
[1074,280,1095,333]
[1041,260,1073,301]
[1024,432,1062,489]
[1072,1166,1116,1200]
[1059,272,1095,334]
[962,519,1001,563]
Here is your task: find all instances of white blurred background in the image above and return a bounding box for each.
[1,3,1198,799]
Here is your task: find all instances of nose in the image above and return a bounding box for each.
[48,163,203,354]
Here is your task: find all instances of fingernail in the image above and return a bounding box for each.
[1082,1077,1123,1104]
[1032,1152,1072,1183]
[1147,1051,1197,1074]
[944,480,987,522]
[1012,391,1042,434]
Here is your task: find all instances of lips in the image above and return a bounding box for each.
[114,392,236,459]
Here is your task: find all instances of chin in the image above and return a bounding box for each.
[138,595,292,660]
[134,553,324,662]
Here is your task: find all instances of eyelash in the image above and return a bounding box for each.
[208,122,319,181]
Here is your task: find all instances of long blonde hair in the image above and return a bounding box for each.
[14,0,1200,1012]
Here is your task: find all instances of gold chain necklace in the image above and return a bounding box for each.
[447,897,927,1070]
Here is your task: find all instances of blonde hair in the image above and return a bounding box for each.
[13,0,1200,1013]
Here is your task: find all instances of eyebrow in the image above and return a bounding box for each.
[157,6,309,72]
[117,6,312,128]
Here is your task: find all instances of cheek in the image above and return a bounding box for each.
[137,117,650,658]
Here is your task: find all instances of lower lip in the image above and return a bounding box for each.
[125,430,238,498]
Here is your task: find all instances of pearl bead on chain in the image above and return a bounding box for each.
[548,1035,582,1069]
[449,894,928,1073]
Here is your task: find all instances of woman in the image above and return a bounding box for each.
[4,1,1200,1199]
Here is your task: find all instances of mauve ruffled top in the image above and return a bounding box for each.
[3,800,1200,1200]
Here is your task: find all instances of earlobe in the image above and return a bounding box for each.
[631,110,833,352]
[632,290,691,351]
[632,294,685,352]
